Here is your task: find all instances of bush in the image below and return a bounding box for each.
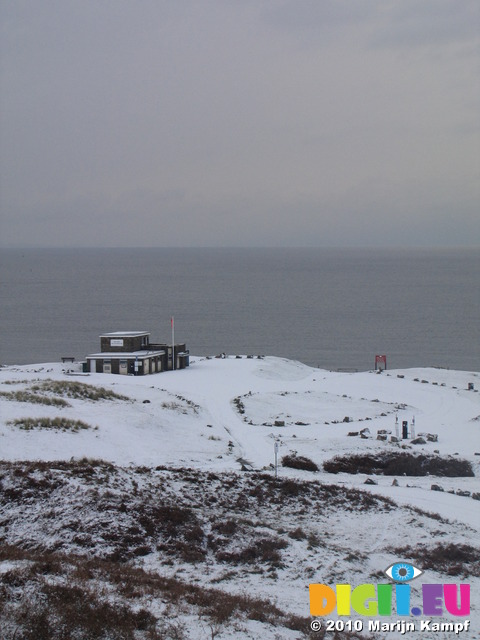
[288,527,307,540]
[323,452,474,477]
[212,520,237,535]
[282,454,319,472]
[217,536,288,566]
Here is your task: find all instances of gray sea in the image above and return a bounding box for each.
[1,247,479,371]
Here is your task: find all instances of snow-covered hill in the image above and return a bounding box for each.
[1,356,479,639]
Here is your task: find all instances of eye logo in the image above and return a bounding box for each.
[385,562,423,582]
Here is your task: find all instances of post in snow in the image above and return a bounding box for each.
[274,440,279,479]
[171,316,175,371]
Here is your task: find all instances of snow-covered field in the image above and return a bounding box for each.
[1,355,479,639]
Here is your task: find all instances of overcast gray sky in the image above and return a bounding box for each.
[1,0,479,248]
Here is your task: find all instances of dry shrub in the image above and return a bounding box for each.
[289,527,307,540]
[282,454,319,472]
[324,452,474,477]
[211,519,237,535]
[217,536,288,566]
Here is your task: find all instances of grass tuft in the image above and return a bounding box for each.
[30,379,130,401]
[8,417,92,432]
[0,390,70,407]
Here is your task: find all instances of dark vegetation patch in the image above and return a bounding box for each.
[245,473,395,513]
[216,536,288,566]
[282,454,319,472]
[323,452,474,477]
[408,505,452,524]
[1,579,156,640]
[0,460,437,639]
[7,417,93,432]
[0,461,395,573]
[394,543,480,578]
[0,459,116,503]
[0,545,370,640]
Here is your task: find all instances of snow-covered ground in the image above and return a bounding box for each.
[1,355,479,639]
[1,356,479,505]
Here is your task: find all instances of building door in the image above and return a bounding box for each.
[119,360,127,375]
[103,360,112,374]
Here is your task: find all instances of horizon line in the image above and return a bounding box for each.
[2,244,480,251]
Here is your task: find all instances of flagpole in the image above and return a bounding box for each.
[171,316,175,371]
